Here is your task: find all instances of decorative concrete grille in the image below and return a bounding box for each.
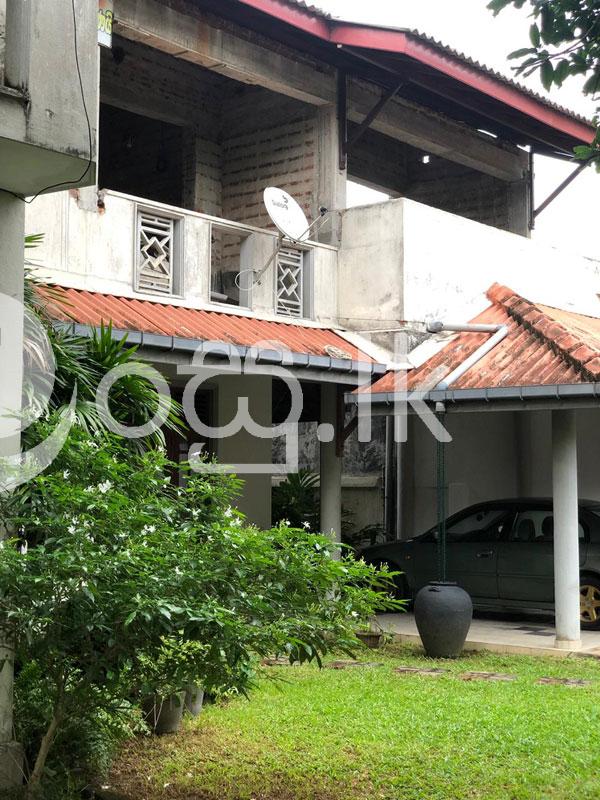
[136,211,175,295]
[276,246,304,317]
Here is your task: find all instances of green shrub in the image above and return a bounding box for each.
[0,424,398,795]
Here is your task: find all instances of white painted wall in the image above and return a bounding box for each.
[338,198,600,339]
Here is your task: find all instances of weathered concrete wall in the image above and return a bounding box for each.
[338,198,600,343]
[0,0,98,195]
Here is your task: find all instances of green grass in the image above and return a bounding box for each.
[110,643,600,800]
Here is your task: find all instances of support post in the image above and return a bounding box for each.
[552,409,581,650]
[0,192,25,789]
[320,384,343,555]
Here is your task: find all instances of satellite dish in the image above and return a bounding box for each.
[264,187,310,242]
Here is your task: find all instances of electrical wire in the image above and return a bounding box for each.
[0,0,93,204]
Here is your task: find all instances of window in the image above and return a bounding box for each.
[135,207,182,296]
[422,507,509,544]
[445,508,509,544]
[511,510,585,543]
[210,225,250,307]
[276,246,312,318]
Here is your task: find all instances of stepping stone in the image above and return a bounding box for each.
[394,666,448,677]
[536,677,592,687]
[459,671,517,682]
[326,660,383,670]
[261,657,295,667]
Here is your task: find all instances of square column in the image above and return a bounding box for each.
[0,192,25,789]
[552,409,581,649]
[319,384,342,553]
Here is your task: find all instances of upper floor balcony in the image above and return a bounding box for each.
[25,187,600,346]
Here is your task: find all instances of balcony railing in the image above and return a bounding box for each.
[24,189,335,323]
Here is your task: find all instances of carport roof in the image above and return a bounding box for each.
[358,284,600,405]
[38,284,385,376]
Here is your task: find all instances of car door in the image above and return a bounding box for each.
[410,506,512,600]
[444,506,513,600]
[497,505,588,603]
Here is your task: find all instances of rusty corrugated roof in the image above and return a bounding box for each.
[366,283,600,395]
[39,284,377,364]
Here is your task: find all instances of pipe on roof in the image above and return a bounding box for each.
[426,322,509,391]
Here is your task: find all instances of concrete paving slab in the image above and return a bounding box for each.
[378,612,600,658]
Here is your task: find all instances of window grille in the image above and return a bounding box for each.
[276,246,304,317]
[136,210,175,295]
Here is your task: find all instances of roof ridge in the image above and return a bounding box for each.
[486,283,600,381]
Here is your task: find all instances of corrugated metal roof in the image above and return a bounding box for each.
[238,1,593,133]
[403,29,592,127]
[39,284,377,364]
[366,283,600,395]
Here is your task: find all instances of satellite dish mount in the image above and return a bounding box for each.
[235,188,333,291]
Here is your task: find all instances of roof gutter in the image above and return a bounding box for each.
[426,321,509,391]
[57,321,387,377]
[350,382,600,408]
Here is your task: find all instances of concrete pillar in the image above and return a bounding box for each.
[552,409,581,649]
[0,192,25,789]
[316,105,346,246]
[319,383,342,552]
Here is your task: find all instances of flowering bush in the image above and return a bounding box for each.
[0,424,398,794]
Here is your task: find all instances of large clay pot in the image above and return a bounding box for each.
[414,582,473,658]
[184,683,205,717]
[143,691,185,735]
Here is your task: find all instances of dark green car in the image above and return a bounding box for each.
[360,498,600,630]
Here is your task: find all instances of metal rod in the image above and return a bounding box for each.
[345,80,405,153]
[534,159,590,219]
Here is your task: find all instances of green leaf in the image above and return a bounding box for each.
[487,0,512,15]
[540,59,554,91]
[508,47,536,59]
[529,23,540,48]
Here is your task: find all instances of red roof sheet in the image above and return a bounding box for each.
[366,284,600,395]
[236,0,594,147]
[39,284,375,363]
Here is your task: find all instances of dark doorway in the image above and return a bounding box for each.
[98,104,184,207]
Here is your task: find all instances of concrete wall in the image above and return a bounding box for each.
[338,198,600,341]
[213,374,273,529]
[0,0,99,195]
[401,407,600,538]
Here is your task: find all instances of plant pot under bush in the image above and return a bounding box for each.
[185,683,205,717]
[414,582,473,658]
[143,691,186,735]
[355,631,384,649]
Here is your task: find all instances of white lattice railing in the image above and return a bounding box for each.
[276,246,304,317]
[136,210,176,295]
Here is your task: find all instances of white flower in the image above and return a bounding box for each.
[224,507,233,518]
[142,524,156,535]
[68,524,77,534]
[97,480,112,494]
[20,541,28,555]
[63,470,70,479]
[302,521,311,530]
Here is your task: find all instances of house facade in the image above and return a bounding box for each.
[19,0,598,544]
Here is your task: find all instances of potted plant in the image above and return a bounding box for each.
[355,618,385,649]
[138,639,207,734]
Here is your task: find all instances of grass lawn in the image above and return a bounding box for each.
[109,643,600,800]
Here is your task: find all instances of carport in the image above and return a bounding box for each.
[353,284,600,650]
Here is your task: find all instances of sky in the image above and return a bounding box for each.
[315,0,599,261]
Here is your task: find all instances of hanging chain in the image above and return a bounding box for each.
[436,412,447,582]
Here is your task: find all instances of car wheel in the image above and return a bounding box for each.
[580,577,600,630]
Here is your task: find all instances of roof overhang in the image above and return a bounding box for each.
[232,0,594,155]
[349,382,600,414]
